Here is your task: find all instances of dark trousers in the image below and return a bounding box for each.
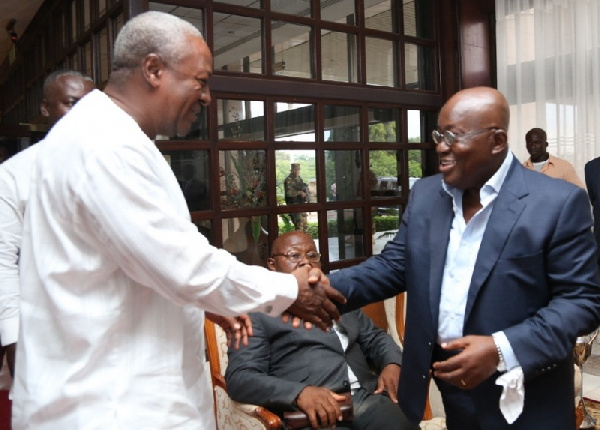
[432,343,480,430]
[291,387,419,430]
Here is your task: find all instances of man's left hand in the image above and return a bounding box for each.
[374,363,400,403]
[205,312,253,349]
[431,335,498,390]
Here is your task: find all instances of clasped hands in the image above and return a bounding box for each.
[207,267,345,348]
[285,266,346,331]
[432,335,500,390]
[295,364,400,429]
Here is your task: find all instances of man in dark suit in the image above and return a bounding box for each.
[585,157,600,257]
[226,231,418,430]
[329,86,600,429]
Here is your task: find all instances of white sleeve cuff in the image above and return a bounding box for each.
[493,331,520,371]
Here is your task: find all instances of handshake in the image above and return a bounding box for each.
[286,266,346,330]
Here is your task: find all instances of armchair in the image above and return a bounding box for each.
[204,319,281,430]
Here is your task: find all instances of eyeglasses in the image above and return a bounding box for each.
[271,251,321,263]
[431,127,497,147]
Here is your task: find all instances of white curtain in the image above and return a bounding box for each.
[496,0,600,181]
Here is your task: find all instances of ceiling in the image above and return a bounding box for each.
[1,0,43,67]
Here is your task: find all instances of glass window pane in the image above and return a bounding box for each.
[272,21,312,78]
[69,51,79,71]
[408,109,437,143]
[163,150,211,211]
[149,4,204,34]
[99,0,107,17]
[277,150,317,208]
[370,150,401,198]
[221,0,261,8]
[365,0,393,32]
[272,0,311,16]
[214,13,262,74]
[325,150,362,201]
[408,149,430,188]
[71,0,78,42]
[372,204,402,255]
[193,219,212,243]
[275,102,316,142]
[278,211,318,237]
[113,12,124,41]
[220,150,267,210]
[222,216,269,266]
[405,43,435,90]
[59,10,67,49]
[327,209,365,262]
[156,109,207,141]
[98,27,110,82]
[218,99,265,140]
[324,105,360,142]
[369,108,399,142]
[83,41,93,78]
[321,0,356,24]
[366,37,395,87]
[403,0,434,39]
[321,30,357,83]
[83,0,91,31]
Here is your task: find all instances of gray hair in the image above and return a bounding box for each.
[112,11,203,71]
[42,70,93,99]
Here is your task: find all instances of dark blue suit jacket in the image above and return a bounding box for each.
[225,310,402,416]
[585,157,600,255]
[330,157,600,429]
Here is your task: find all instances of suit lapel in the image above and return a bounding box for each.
[429,188,454,330]
[340,313,358,341]
[464,160,529,321]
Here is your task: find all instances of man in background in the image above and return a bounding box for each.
[523,127,585,187]
[284,163,308,230]
[12,12,343,429]
[0,69,95,380]
[328,87,600,429]
[39,70,96,128]
[226,231,418,430]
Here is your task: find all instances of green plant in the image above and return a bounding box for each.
[220,152,266,211]
[373,215,399,232]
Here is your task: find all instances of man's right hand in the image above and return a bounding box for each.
[287,267,346,331]
[295,386,346,429]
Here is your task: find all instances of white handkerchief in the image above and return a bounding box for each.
[495,367,524,424]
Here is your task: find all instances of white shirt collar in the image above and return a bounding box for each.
[442,151,514,200]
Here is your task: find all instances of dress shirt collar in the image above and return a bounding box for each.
[442,151,514,202]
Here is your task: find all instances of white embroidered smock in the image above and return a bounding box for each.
[12,90,298,429]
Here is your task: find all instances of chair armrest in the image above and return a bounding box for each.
[213,383,282,429]
[234,402,282,429]
[283,392,353,430]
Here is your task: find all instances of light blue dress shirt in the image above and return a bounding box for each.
[438,151,519,370]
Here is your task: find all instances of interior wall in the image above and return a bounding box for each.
[458,0,497,89]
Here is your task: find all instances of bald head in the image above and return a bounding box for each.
[442,86,510,133]
[268,232,321,274]
[436,86,510,192]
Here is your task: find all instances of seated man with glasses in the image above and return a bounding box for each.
[226,231,418,430]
